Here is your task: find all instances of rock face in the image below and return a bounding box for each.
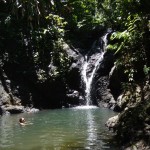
[64,31,116,107]
[0,40,84,113]
[0,29,117,113]
[0,80,11,106]
[0,69,23,115]
[0,68,40,115]
[63,43,84,107]
[91,51,116,108]
[105,81,150,148]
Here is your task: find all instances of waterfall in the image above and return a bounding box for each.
[81,33,108,106]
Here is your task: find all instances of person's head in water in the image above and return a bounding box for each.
[19,117,25,123]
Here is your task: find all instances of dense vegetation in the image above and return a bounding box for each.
[0,0,149,83]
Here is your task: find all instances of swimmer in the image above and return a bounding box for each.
[19,117,33,126]
[19,117,26,126]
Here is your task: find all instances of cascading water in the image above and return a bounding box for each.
[81,33,108,106]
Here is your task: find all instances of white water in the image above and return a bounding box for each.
[72,105,98,109]
[82,53,104,105]
[81,33,108,106]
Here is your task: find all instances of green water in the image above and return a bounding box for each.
[0,106,119,150]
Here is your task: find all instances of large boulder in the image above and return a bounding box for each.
[105,115,119,131]
[106,82,150,148]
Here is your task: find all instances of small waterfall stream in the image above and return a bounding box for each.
[81,33,108,106]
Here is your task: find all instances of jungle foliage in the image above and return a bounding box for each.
[0,0,150,83]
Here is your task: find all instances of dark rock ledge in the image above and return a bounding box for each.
[0,105,39,115]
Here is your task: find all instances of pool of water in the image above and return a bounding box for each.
[0,106,119,150]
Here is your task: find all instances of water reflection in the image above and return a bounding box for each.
[86,109,97,149]
[72,106,119,150]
